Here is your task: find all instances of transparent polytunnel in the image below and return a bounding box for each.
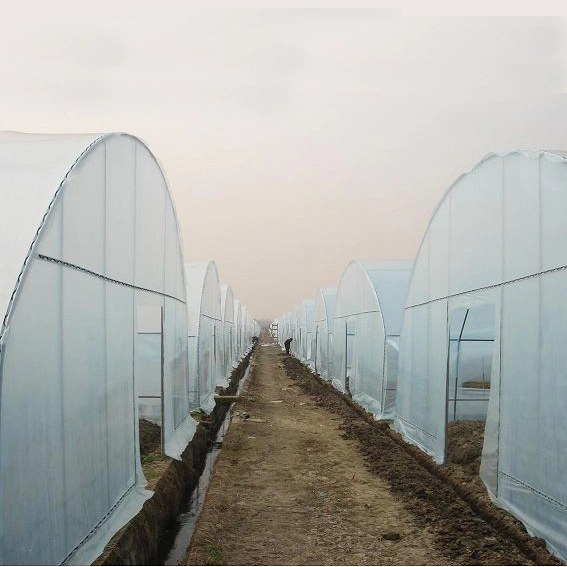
[290,305,301,355]
[221,284,235,375]
[0,132,195,565]
[310,287,337,379]
[244,311,258,352]
[275,312,289,348]
[394,150,567,563]
[230,299,256,360]
[286,310,296,351]
[293,300,314,362]
[233,298,243,361]
[239,304,257,356]
[185,261,224,414]
[331,260,411,419]
[240,304,249,356]
[284,311,294,349]
[276,314,285,347]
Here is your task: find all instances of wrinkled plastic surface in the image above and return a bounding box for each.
[395,150,567,563]
[0,133,194,565]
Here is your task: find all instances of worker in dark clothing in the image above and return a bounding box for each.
[284,337,293,355]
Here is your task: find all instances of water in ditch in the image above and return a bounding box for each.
[161,364,251,566]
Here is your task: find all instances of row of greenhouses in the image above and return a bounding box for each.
[274,150,567,564]
[0,132,258,565]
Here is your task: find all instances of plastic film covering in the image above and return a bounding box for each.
[310,288,337,379]
[240,304,248,357]
[395,150,567,563]
[277,311,292,350]
[292,300,314,362]
[0,132,194,565]
[240,304,253,356]
[185,261,224,414]
[221,285,235,376]
[331,260,411,419]
[233,299,242,361]
[284,310,294,352]
[288,305,300,356]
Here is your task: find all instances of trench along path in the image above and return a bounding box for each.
[185,337,544,566]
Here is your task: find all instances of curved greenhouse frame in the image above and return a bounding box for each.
[394,150,567,562]
[277,311,293,351]
[310,287,337,379]
[331,260,411,418]
[233,298,242,361]
[240,304,249,357]
[185,261,224,413]
[293,300,314,362]
[221,284,235,376]
[0,132,194,565]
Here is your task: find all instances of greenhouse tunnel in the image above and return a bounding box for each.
[185,260,224,414]
[293,299,314,362]
[310,287,337,380]
[0,132,195,565]
[220,284,235,377]
[233,298,243,361]
[394,150,567,563]
[331,260,411,419]
[240,304,251,357]
[276,310,293,351]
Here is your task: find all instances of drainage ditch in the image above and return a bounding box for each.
[94,348,255,566]
[160,364,251,566]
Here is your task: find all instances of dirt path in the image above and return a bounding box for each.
[186,341,451,565]
[185,336,556,566]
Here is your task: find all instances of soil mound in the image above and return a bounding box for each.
[447,420,485,469]
[139,419,162,457]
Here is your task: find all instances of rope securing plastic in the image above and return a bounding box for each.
[37,254,186,305]
[407,262,567,309]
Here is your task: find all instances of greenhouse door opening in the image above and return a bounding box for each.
[447,303,495,423]
[136,304,166,452]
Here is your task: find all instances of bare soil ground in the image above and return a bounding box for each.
[185,338,559,566]
[139,419,172,490]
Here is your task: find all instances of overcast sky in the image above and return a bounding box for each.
[2,7,567,318]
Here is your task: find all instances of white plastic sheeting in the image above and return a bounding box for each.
[241,304,249,357]
[310,288,337,379]
[239,305,257,357]
[0,132,195,565]
[331,261,411,418]
[292,300,314,361]
[394,150,567,563]
[221,285,235,376]
[185,261,224,413]
[277,311,293,351]
[233,299,242,361]
[227,297,257,364]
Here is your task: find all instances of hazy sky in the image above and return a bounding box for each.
[2,7,567,318]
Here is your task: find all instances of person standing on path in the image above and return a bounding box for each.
[284,337,293,355]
